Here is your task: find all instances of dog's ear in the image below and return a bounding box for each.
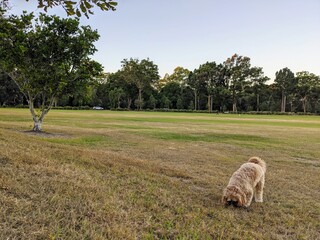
[221,195,227,205]
[238,192,247,207]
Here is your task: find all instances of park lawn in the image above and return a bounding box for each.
[0,108,319,239]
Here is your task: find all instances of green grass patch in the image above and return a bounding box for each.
[45,135,108,146]
[148,131,269,143]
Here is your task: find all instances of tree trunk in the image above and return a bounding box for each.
[256,94,260,111]
[33,120,43,132]
[232,89,237,112]
[281,92,286,112]
[117,96,121,108]
[127,98,132,109]
[302,97,307,113]
[284,95,286,112]
[207,95,211,113]
[232,102,237,112]
[138,88,142,110]
[207,95,213,113]
[29,102,45,132]
[194,90,197,111]
[315,100,319,114]
[27,94,52,132]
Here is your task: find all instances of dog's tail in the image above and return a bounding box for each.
[248,156,266,173]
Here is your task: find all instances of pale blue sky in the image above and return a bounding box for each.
[9,0,320,81]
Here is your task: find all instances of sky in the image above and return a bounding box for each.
[9,0,320,81]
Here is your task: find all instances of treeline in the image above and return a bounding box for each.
[1,54,320,114]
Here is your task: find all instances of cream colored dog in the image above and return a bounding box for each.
[222,157,266,207]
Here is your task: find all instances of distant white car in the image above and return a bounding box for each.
[93,106,104,110]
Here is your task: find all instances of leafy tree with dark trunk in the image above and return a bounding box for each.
[187,69,207,110]
[224,54,251,112]
[0,12,103,131]
[250,67,269,111]
[195,62,226,112]
[274,68,296,112]
[121,58,159,110]
[296,71,319,113]
[309,81,320,113]
[186,71,198,110]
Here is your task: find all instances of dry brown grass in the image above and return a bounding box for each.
[0,109,319,239]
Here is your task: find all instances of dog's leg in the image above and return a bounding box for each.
[255,175,265,202]
[245,190,254,207]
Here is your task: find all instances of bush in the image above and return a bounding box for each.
[14,104,28,108]
[110,108,129,111]
[52,106,91,110]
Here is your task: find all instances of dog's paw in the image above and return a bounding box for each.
[255,199,263,203]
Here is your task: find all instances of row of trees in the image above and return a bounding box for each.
[54,57,319,114]
[1,7,319,131]
[2,55,320,114]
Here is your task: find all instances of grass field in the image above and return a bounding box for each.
[0,108,319,239]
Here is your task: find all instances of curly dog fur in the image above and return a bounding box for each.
[222,157,266,207]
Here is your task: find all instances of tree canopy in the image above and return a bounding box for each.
[275,68,296,112]
[0,12,103,131]
[0,0,117,18]
[120,58,159,110]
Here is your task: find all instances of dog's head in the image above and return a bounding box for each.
[222,186,247,207]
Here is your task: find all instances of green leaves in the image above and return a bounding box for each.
[275,67,296,92]
[76,9,81,17]
[83,1,93,9]
[1,13,103,107]
[33,0,118,18]
[120,58,160,110]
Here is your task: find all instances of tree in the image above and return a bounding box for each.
[250,67,269,111]
[0,0,117,18]
[296,71,320,113]
[196,63,214,112]
[274,68,296,112]
[121,58,159,110]
[309,80,320,113]
[224,54,252,112]
[160,81,181,109]
[157,67,189,91]
[167,67,190,86]
[195,62,226,112]
[187,70,207,110]
[104,70,137,109]
[148,94,156,110]
[176,97,183,109]
[157,73,170,90]
[109,87,124,108]
[66,84,95,106]
[0,13,103,131]
[160,96,171,109]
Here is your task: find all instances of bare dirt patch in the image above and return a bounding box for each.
[21,130,70,138]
